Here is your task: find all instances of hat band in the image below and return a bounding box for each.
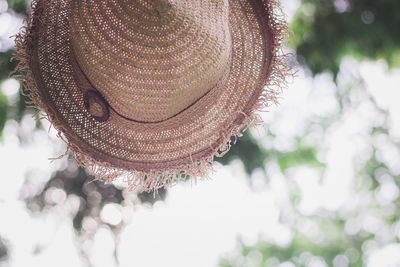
[70,44,233,124]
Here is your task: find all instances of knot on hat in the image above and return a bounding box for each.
[84,91,110,123]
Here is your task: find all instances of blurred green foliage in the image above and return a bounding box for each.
[26,164,166,232]
[219,76,400,266]
[217,134,267,174]
[290,0,400,77]
[0,92,7,137]
[277,146,324,172]
[0,51,17,81]
[220,219,364,266]
[0,237,8,263]
[6,0,29,14]
[217,133,324,175]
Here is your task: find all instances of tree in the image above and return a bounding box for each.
[290,0,400,78]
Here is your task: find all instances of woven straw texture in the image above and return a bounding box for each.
[13,0,292,191]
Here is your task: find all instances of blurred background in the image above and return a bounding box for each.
[1,0,400,266]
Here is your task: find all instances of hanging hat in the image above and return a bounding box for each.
[13,0,291,191]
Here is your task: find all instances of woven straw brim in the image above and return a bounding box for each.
[13,0,292,191]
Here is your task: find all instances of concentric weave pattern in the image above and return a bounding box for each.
[14,0,291,190]
[70,0,232,122]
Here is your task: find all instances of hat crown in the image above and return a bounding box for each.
[70,0,231,122]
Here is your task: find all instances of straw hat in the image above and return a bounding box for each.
[13,0,291,191]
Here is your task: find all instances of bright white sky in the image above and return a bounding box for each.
[1,0,400,266]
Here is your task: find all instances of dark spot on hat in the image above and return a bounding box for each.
[84,90,110,122]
